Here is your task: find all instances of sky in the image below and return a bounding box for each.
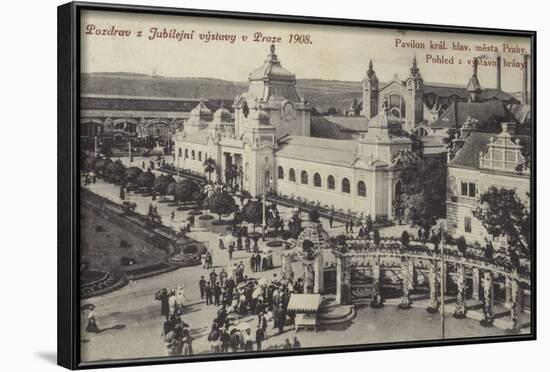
[81,10,532,92]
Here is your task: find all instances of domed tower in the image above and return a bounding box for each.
[208,103,233,143]
[233,44,311,139]
[186,98,212,134]
[361,60,379,119]
[404,56,424,132]
[240,101,277,198]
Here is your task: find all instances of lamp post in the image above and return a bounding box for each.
[262,173,273,241]
[177,152,181,182]
[439,221,446,340]
[128,139,132,163]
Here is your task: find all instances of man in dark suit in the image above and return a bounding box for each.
[199,276,206,299]
[214,282,222,306]
[205,282,213,305]
[255,325,264,351]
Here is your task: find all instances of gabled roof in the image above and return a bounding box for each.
[430,101,517,131]
[449,131,531,170]
[449,132,494,169]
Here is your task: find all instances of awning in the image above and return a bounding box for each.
[287,293,322,312]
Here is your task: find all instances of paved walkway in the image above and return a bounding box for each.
[80,172,505,362]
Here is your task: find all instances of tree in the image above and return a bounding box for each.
[327,107,338,115]
[442,128,457,149]
[154,174,175,200]
[241,199,264,231]
[172,179,201,206]
[407,133,424,158]
[95,158,112,177]
[124,167,143,185]
[473,186,530,258]
[83,156,96,172]
[309,208,320,223]
[203,158,217,182]
[393,155,447,230]
[106,160,126,184]
[373,229,381,245]
[136,170,155,192]
[456,236,467,255]
[206,190,237,221]
[224,164,240,190]
[400,230,410,247]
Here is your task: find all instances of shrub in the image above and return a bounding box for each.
[400,231,410,247]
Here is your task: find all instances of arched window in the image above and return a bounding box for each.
[289,168,296,182]
[342,178,350,193]
[178,148,182,158]
[313,173,322,187]
[278,166,284,179]
[301,171,308,185]
[191,150,195,160]
[357,181,366,197]
[198,151,202,161]
[184,149,189,158]
[327,175,335,190]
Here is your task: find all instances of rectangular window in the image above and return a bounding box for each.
[468,182,476,198]
[461,181,476,198]
[461,182,468,196]
[464,217,472,233]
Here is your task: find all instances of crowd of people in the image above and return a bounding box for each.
[155,262,306,355]
[200,264,306,353]
[155,285,195,356]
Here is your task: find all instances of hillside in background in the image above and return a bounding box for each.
[81,72,362,113]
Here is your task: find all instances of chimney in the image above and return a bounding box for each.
[496,56,502,90]
[522,54,530,105]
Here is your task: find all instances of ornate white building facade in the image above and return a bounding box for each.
[446,120,530,244]
[174,45,412,219]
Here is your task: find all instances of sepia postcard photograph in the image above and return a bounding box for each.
[64,2,534,367]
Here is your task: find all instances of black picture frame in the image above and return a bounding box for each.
[58,1,537,369]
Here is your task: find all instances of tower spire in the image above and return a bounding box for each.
[367,59,374,78]
[410,55,419,77]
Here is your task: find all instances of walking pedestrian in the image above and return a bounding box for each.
[199,276,206,299]
[255,325,263,351]
[205,282,213,305]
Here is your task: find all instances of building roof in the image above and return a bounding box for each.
[423,84,517,102]
[449,132,494,169]
[310,116,351,139]
[422,136,446,156]
[449,131,531,170]
[81,94,233,113]
[310,116,369,139]
[286,293,322,312]
[507,103,532,126]
[181,129,208,145]
[430,101,517,131]
[277,135,356,166]
[321,115,369,132]
[248,45,295,82]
